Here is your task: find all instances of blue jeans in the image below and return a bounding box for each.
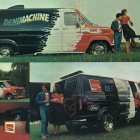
[114,32,122,53]
[39,106,49,136]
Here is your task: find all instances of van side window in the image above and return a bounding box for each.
[0,82,4,87]
[89,79,102,93]
[64,12,78,26]
[83,78,103,94]
[100,78,116,94]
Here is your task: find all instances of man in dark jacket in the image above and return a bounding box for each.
[36,84,51,139]
[111,13,122,53]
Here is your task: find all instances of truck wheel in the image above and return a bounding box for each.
[0,46,13,57]
[88,42,108,55]
[100,113,114,132]
[66,124,81,133]
[6,93,13,100]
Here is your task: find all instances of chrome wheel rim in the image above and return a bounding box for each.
[92,45,105,55]
[0,48,10,57]
[104,115,113,131]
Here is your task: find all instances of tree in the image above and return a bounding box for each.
[11,63,29,87]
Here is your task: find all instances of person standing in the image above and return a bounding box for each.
[121,9,136,54]
[49,84,64,136]
[36,84,51,139]
[111,13,122,53]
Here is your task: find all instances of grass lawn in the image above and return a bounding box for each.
[0,44,140,62]
[0,97,29,102]
[30,122,140,140]
[0,52,140,62]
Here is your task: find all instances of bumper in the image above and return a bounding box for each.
[13,94,26,99]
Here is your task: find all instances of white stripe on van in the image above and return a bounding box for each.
[128,82,135,119]
[42,10,62,52]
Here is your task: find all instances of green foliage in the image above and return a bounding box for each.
[0,63,29,87]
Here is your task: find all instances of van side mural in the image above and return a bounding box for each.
[0,5,114,56]
[0,9,60,54]
[114,79,135,119]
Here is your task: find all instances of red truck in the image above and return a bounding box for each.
[0,80,26,100]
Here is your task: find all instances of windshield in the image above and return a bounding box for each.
[4,81,16,87]
[80,12,95,26]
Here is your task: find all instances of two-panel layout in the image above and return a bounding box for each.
[0,3,140,140]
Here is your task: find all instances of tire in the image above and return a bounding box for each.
[6,93,14,100]
[88,42,108,55]
[100,113,114,132]
[66,123,81,133]
[0,46,14,57]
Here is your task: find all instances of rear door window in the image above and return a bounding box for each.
[100,78,116,94]
[89,79,102,93]
[83,77,103,94]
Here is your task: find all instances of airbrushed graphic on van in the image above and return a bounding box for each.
[114,79,135,119]
[42,9,84,53]
[0,7,114,56]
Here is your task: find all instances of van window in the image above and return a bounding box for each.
[89,79,102,93]
[83,78,103,94]
[100,78,116,94]
[0,82,4,87]
[64,12,78,26]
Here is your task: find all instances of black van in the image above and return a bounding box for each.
[55,71,140,132]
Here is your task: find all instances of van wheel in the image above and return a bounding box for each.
[66,124,81,133]
[100,113,114,132]
[0,46,13,57]
[88,42,108,55]
[6,93,13,100]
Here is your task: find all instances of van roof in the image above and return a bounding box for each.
[2,5,73,10]
[59,71,139,83]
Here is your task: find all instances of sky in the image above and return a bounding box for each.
[0,63,12,71]
[0,0,139,35]
[30,63,140,88]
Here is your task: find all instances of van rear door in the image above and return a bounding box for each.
[62,9,83,52]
